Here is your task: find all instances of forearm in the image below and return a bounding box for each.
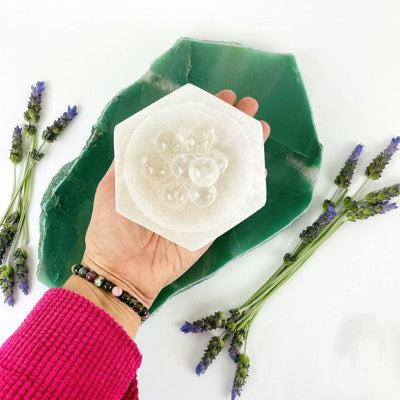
[63,274,141,340]
[0,288,142,400]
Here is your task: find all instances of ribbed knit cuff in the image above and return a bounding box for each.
[0,288,142,400]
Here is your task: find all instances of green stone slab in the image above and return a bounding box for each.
[38,38,322,312]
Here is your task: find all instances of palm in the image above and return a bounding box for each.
[82,90,270,307]
[83,164,210,304]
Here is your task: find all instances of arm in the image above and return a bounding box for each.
[0,90,269,400]
[0,288,142,400]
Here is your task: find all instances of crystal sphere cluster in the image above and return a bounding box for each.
[141,127,228,209]
[114,84,266,251]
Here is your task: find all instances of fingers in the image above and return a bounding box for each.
[216,91,259,116]
[235,97,259,117]
[216,90,270,179]
[260,121,270,179]
[216,91,263,121]
[215,89,237,105]
[260,120,271,142]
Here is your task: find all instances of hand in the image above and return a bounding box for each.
[64,90,270,338]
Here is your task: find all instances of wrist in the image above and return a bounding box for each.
[81,253,155,309]
[63,274,141,340]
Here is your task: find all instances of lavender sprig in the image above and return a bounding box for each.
[182,137,399,399]
[0,265,15,306]
[14,248,28,295]
[365,184,400,204]
[335,144,363,188]
[9,126,23,165]
[299,204,337,243]
[1,82,78,305]
[23,81,45,126]
[231,354,250,400]
[228,329,247,362]
[196,336,224,376]
[366,136,400,180]
[347,201,397,221]
[29,148,45,162]
[181,311,227,333]
[0,212,20,263]
[42,105,78,143]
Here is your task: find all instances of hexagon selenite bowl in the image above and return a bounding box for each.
[114,84,266,250]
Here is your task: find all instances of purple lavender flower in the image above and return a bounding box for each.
[0,212,20,263]
[181,321,203,333]
[365,184,400,204]
[32,81,45,97]
[181,311,226,333]
[42,105,78,143]
[300,204,338,243]
[317,205,337,224]
[228,329,247,362]
[366,136,400,180]
[24,81,45,125]
[231,354,250,400]
[347,201,397,221]
[29,148,45,162]
[335,144,363,188]
[66,105,78,119]
[195,336,224,376]
[195,361,207,376]
[0,265,15,306]
[14,248,29,295]
[9,126,23,164]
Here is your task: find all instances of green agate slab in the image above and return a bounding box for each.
[38,38,322,312]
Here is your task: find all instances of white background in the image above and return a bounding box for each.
[1,1,400,399]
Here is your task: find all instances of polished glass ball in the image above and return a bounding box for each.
[156,131,184,156]
[170,153,196,178]
[189,185,217,207]
[188,156,220,187]
[209,150,228,174]
[162,182,189,209]
[183,126,215,155]
[142,156,170,180]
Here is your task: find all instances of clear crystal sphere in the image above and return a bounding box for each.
[162,182,189,209]
[209,150,228,173]
[183,126,215,155]
[156,131,184,156]
[170,153,196,178]
[142,156,170,180]
[188,156,220,187]
[189,185,217,208]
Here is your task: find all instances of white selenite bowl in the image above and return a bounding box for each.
[114,84,266,251]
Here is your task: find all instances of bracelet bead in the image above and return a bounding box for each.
[78,266,89,278]
[138,309,149,320]
[134,304,144,313]
[86,270,98,282]
[94,275,105,287]
[111,286,123,297]
[71,264,149,321]
[127,297,138,308]
[120,291,130,302]
[71,264,81,274]
[103,280,115,292]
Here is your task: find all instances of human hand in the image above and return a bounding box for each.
[64,90,270,338]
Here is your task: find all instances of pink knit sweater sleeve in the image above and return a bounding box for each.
[0,288,142,399]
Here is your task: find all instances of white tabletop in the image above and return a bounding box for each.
[1,1,399,399]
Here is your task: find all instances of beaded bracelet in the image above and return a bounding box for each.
[71,264,150,321]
